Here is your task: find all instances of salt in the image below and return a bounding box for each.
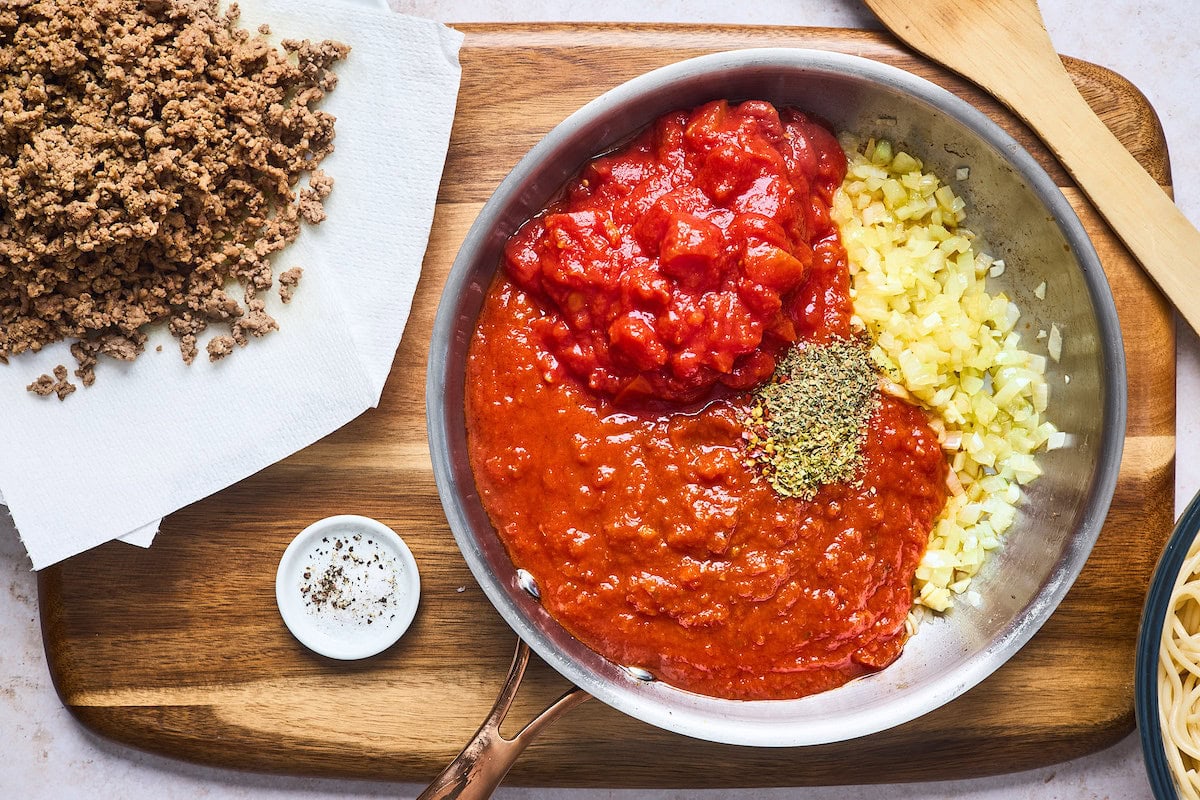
[299,532,403,636]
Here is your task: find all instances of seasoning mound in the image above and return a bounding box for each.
[742,337,880,500]
[0,0,348,394]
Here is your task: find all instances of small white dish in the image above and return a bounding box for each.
[276,515,420,660]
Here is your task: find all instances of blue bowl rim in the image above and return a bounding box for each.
[1137,491,1200,799]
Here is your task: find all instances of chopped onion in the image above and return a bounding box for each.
[1048,323,1062,362]
[834,135,1056,613]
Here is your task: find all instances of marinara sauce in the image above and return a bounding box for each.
[466,100,948,700]
[503,99,851,405]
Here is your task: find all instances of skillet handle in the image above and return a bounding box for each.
[417,639,591,800]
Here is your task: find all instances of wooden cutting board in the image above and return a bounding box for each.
[37,24,1175,787]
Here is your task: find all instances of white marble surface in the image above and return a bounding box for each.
[2,0,1197,797]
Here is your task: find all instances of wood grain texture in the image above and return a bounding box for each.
[37,25,1176,787]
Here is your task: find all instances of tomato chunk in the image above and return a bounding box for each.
[503,100,849,406]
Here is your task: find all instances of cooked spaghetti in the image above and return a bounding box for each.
[1160,534,1200,800]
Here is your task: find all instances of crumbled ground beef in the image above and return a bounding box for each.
[0,0,348,397]
[206,334,236,362]
[231,296,278,344]
[27,364,75,401]
[278,267,303,304]
[26,373,55,397]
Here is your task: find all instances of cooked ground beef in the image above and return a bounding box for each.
[0,0,348,395]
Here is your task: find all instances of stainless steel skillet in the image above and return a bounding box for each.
[424,48,1125,797]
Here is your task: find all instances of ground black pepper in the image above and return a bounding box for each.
[299,532,399,628]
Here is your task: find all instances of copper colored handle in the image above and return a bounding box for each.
[417,639,591,800]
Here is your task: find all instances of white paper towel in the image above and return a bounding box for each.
[0,3,463,569]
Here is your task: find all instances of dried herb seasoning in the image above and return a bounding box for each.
[743,337,880,499]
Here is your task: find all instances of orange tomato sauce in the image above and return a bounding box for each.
[465,100,948,699]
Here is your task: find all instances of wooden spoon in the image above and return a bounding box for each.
[862,0,1200,332]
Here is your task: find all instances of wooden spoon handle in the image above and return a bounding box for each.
[865,0,1198,330]
[990,64,1200,330]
